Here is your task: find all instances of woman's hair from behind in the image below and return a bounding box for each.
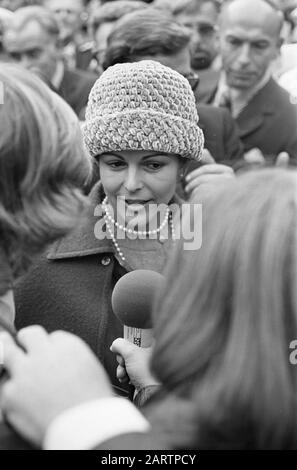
[0,64,92,275]
[103,8,191,69]
[150,169,297,449]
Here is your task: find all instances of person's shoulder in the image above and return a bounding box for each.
[64,67,98,87]
[194,69,220,103]
[263,78,297,110]
[198,103,229,120]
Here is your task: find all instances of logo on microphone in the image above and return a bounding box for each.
[0,81,4,105]
[0,340,4,366]
[290,93,297,105]
[289,340,297,365]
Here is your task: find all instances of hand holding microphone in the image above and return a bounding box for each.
[111,270,164,389]
[110,339,159,390]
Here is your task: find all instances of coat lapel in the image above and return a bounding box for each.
[195,69,220,104]
[47,183,113,260]
[236,79,276,140]
[58,69,77,105]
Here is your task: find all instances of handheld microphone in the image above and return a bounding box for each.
[111,270,165,348]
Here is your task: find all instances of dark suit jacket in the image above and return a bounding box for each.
[58,68,97,118]
[198,104,244,164]
[197,71,297,164]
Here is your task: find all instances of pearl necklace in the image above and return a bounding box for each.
[102,197,176,263]
[102,196,170,236]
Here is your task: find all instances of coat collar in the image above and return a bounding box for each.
[47,183,114,260]
[195,69,220,104]
[198,71,278,139]
[236,78,277,140]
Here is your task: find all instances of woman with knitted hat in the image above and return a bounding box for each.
[15,60,233,396]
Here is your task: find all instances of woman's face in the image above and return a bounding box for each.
[99,150,181,227]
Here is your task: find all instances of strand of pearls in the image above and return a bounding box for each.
[102,196,170,236]
[102,197,176,263]
[104,214,127,262]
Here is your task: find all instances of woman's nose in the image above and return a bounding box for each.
[124,168,143,192]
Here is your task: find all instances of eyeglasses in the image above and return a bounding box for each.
[183,71,200,92]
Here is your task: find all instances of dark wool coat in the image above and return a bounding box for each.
[15,184,129,397]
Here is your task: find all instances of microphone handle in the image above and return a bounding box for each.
[124,325,153,348]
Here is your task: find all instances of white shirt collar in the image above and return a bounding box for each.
[51,61,65,90]
[214,68,272,118]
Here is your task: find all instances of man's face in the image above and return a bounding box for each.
[177,11,218,70]
[44,0,84,41]
[4,20,59,80]
[220,6,281,90]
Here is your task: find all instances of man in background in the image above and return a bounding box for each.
[88,0,149,72]
[43,0,93,71]
[174,0,220,71]
[3,6,97,118]
[198,0,297,164]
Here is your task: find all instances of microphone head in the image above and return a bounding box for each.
[112,270,165,329]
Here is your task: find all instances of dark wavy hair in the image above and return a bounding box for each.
[103,8,191,69]
[0,64,92,277]
[88,0,149,37]
[149,169,297,449]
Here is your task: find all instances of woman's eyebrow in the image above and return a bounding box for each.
[103,153,125,159]
[142,153,171,160]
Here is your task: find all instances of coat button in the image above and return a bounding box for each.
[101,256,111,266]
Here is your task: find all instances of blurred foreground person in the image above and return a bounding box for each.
[0,63,91,449]
[1,168,296,450]
[0,63,91,331]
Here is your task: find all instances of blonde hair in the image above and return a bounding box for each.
[151,169,297,449]
[0,64,92,275]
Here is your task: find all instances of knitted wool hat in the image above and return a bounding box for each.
[83,60,204,161]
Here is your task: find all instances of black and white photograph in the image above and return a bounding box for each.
[0,0,296,455]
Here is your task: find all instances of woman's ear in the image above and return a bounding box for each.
[179,160,190,180]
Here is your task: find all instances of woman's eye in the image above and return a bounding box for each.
[106,161,125,169]
[146,162,164,171]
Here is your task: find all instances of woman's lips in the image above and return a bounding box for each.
[125,200,151,205]
[124,200,153,215]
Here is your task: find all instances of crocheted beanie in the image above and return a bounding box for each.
[83,60,204,161]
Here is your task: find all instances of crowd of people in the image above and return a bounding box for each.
[0,0,297,451]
